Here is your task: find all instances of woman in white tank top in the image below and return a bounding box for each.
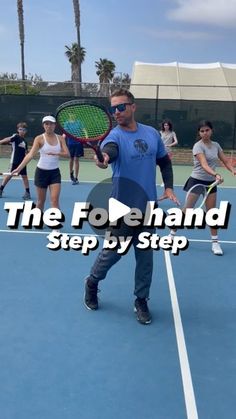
[11,115,69,210]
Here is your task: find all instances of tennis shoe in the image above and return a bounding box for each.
[22,192,31,200]
[72,178,79,185]
[70,171,75,182]
[134,298,152,325]
[212,241,223,256]
[84,278,99,310]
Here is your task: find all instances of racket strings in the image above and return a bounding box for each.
[184,185,206,209]
[58,105,111,141]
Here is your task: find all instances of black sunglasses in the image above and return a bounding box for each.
[109,102,133,115]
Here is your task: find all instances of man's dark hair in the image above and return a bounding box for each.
[110,88,135,103]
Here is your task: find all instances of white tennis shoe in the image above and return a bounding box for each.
[212,241,223,256]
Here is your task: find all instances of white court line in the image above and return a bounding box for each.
[189,238,236,244]
[2,176,235,188]
[161,237,236,245]
[0,229,235,243]
[0,228,103,237]
[164,250,199,419]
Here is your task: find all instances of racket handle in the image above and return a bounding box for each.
[0,172,19,176]
[95,147,105,163]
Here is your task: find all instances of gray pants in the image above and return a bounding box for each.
[89,224,154,299]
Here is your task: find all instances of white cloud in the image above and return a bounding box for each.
[137,25,222,41]
[168,0,236,27]
[145,29,222,41]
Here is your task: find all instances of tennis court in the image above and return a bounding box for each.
[0,158,235,419]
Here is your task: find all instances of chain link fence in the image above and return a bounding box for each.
[0,81,236,150]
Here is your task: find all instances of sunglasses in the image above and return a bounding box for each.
[109,102,132,115]
[18,128,27,131]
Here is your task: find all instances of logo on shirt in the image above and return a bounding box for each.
[18,141,26,149]
[134,139,148,155]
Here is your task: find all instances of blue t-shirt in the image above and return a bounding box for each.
[64,120,86,144]
[102,123,166,210]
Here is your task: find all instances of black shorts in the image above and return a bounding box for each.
[68,143,84,158]
[183,177,217,194]
[10,162,27,176]
[34,167,61,189]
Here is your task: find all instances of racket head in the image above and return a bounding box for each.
[184,183,208,209]
[55,100,112,143]
[184,179,220,209]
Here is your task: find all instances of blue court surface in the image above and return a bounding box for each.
[0,178,235,419]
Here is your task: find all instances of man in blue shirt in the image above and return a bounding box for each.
[84,88,179,325]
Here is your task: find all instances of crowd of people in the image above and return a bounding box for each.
[0,89,235,325]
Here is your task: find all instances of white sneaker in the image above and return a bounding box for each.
[212,241,223,256]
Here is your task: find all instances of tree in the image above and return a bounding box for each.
[95,58,116,97]
[0,72,45,95]
[72,0,82,95]
[65,43,86,95]
[111,73,131,91]
[17,0,26,93]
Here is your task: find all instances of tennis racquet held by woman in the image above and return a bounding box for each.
[184,178,222,209]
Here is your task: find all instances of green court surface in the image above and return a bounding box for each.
[1,157,235,186]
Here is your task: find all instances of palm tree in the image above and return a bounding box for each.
[121,73,131,88]
[95,58,116,97]
[17,0,26,93]
[65,43,86,95]
[72,0,82,95]
[112,73,131,91]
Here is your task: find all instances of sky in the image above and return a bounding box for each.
[0,0,236,83]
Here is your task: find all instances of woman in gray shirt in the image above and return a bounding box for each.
[183,120,236,255]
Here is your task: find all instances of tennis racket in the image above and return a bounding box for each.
[55,100,112,162]
[184,179,222,209]
[0,172,19,176]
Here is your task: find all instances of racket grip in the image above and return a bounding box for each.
[0,172,19,176]
[95,147,105,163]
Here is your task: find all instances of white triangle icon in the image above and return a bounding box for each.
[108,198,131,222]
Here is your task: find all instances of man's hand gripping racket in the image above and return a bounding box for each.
[56,100,112,163]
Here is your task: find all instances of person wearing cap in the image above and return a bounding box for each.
[0,121,31,200]
[11,115,69,210]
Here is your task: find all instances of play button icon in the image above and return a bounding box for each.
[108,198,131,222]
[86,176,149,235]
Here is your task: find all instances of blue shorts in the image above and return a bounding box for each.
[34,167,61,189]
[68,143,84,158]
